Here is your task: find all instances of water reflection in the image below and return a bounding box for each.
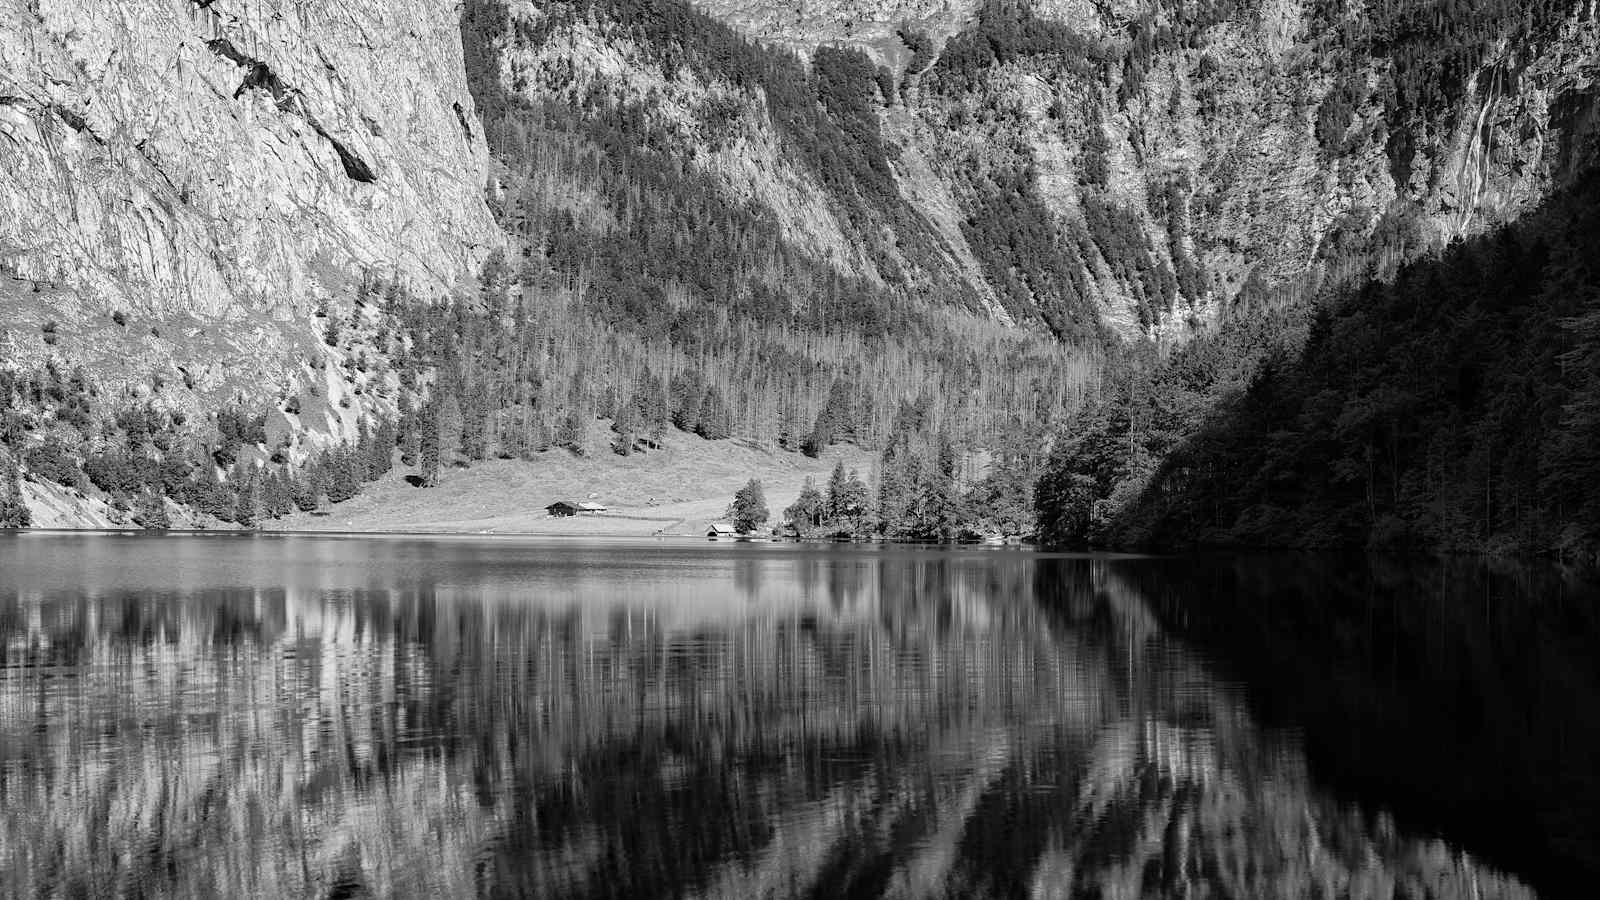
[0,535,1577,898]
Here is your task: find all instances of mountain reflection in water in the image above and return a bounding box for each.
[0,535,1588,899]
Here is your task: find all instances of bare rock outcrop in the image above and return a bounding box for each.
[0,0,500,404]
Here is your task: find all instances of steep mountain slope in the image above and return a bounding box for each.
[685,0,1600,334]
[1,0,497,431]
[3,0,1599,535]
[1021,4,1600,558]
[1039,160,1600,557]
[0,0,501,525]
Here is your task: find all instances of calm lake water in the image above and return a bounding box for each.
[1,535,1595,899]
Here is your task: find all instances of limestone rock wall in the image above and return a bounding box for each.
[0,0,499,398]
[687,0,1600,337]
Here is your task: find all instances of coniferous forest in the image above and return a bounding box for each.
[1037,168,1600,558]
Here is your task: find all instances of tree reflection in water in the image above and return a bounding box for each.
[0,536,1570,898]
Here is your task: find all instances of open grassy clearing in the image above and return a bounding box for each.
[269,421,873,536]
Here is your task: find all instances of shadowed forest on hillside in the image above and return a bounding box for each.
[1037,161,1600,557]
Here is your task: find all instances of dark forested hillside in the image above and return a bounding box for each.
[1038,157,1600,559]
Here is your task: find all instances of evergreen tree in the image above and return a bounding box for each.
[697,386,731,440]
[612,392,641,456]
[418,400,441,487]
[730,479,769,535]
[559,407,588,455]
[826,461,849,521]
[194,467,236,523]
[399,397,421,465]
[291,469,319,512]
[671,370,705,433]
[836,469,872,534]
[784,477,826,535]
[437,392,465,460]
[369,420,395,478]
[353,421,374,483]
[876,447,911,538]
[597,385,619,421]
[463,387,492,460]
[803,378,857,457]
[778,399,801,452]
[325,446,360,503]
[133,489,168,530]
[263,470,294,518]
[639,371,670,446]
[0,452,30,528]
[232,470,260,528]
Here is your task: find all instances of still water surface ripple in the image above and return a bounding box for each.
[1,534,1595,898]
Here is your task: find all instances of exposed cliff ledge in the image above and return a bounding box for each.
[202,34,377,182]
[0,0,499,419]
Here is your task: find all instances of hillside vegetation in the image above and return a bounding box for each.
[1038,163,1600,558]
[4,0,1600,544]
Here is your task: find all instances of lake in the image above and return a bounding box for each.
[0,534,1595,898]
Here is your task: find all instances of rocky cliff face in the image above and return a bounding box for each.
[10,1,1595,395]
[478,1,1600,341]
[0,0,499,419]
[679,0,1600,336]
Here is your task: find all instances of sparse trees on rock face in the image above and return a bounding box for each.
[731,479,769,535]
